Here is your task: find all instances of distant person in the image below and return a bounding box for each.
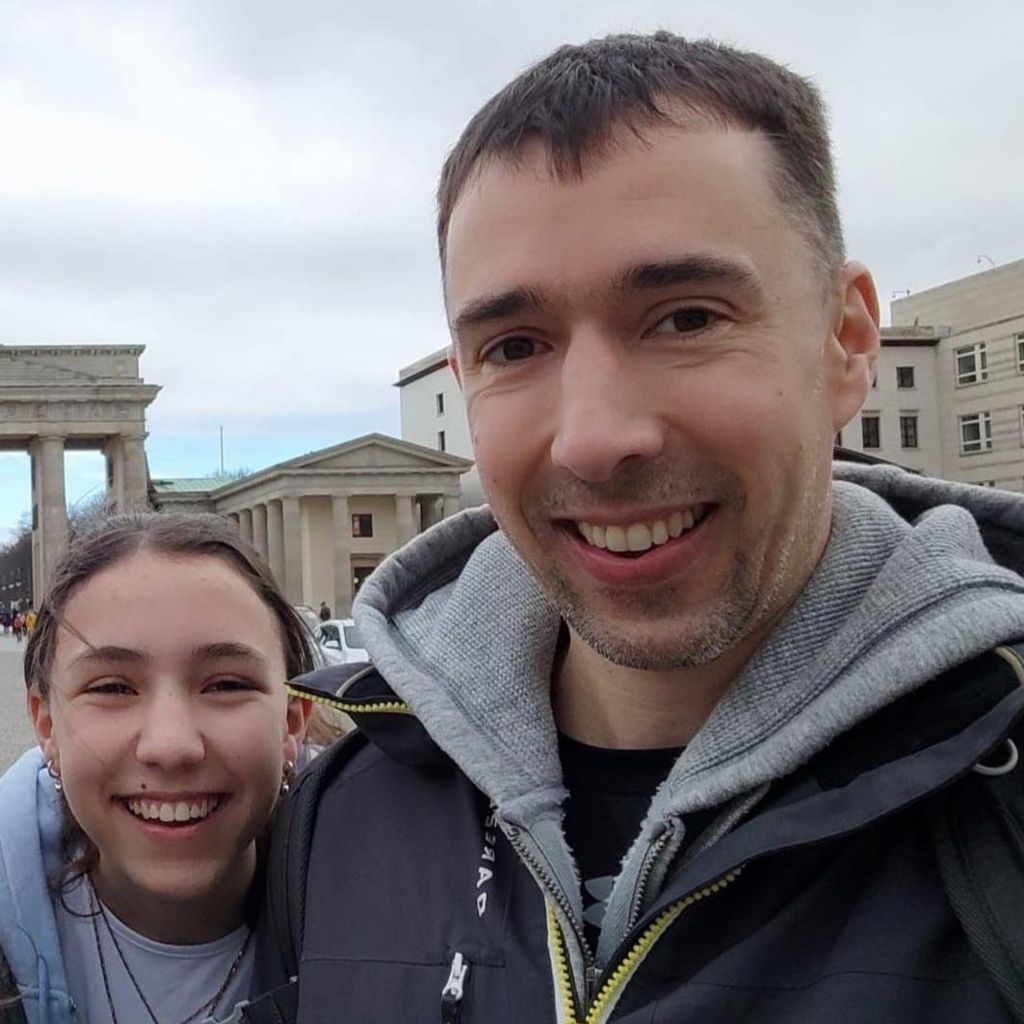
[0,513,315,1024]
[318,601,331,622]
[253,31,1024,1023]
[23,609,36,635]
[11,613,23,644]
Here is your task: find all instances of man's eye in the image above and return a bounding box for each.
[649,308,718,335]
[483,336,538,364]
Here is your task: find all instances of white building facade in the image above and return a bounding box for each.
[842,259,1024,489]
[396,348,485,506]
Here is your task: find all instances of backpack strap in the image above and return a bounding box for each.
[928,645,1024,1023]
[247,729,370,1023]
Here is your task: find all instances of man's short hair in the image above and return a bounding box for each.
[437,32,845,278]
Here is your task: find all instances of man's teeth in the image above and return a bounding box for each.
[578,506,706,553]
[126,797,221,823]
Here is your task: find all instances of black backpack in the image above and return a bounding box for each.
[239,662,1024,1024]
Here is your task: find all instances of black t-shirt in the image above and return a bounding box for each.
[558,731,715,953]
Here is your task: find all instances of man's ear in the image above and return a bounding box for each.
[27,685,57,762]
[447,346,462,389]
[829,261,881,432]
[283,696,314,765]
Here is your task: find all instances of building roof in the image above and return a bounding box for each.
[880,325,950,347]
[394,347,449,387]
[150,477,222,494]
[151,433,472,499]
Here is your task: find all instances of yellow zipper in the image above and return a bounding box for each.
[285,685,411,715]
[547,868,744,1024]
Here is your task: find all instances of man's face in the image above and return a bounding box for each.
[445,124,874,670]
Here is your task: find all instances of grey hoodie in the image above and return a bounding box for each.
[353,464,1024,984]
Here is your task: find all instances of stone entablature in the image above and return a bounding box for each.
[0,345,160,603]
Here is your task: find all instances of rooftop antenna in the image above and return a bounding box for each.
[892,289,911,299]
[219,426,225,474]
[977,255,995,271]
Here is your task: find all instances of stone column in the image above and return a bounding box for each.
[443,494,461,519]
[418,495,441,531]
[30,435,68,604]
[103,437,126,511]
[238,508,254,545]
[282,497,303,604]
[252,504,268,559]
[267,499,285,585]
[121,435,149,510]
[395,494,417,546]
[331,495,354,617]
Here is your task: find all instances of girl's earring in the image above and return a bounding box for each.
[280,759,296,795]
[46,759,63,793]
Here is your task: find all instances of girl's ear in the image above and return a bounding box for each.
[27,685,58,762]
[283,696,314,764]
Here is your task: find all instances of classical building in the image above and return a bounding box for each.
[395,347,484,506]
[151,433,471,616]
[0,345,159,604]
[841,259,1024,489]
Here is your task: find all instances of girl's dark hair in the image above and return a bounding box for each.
[23,511,317,893]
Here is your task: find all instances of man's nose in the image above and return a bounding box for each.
[134,690,206,768]
[550,335,665,483]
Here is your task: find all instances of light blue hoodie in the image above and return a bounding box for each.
[0,747,76,1024]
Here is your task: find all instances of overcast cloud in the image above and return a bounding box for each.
[0,0,1021,536]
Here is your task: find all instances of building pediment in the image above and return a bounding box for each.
[280,433,472,474]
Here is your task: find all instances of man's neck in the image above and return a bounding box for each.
[552,626,766,750]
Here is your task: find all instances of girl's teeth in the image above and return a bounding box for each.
[127,797,219,823]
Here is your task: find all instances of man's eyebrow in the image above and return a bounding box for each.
[450,286,546,335]
[68,645,147,668]
[615,255,763,296]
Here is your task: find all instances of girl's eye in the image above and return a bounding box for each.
[85,681,135,696]
[204,678,256,694]
[482,336,539,364]
[649,307,720,335]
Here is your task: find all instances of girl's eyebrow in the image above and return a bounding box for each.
[191,641,269,666]
[68,645,147,667]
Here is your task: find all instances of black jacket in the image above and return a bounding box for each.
[254,646,1024,1023]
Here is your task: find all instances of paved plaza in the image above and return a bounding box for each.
[0,633,36,772]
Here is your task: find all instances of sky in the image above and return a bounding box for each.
[0,0,1021,540]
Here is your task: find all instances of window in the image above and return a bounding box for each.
[1016,333,1024,374]
[959,412,993,455]
[899,414,918,449]
[896,366,915,389]
[1019,405,1024,446]
[435,392,445,415]
[955,342,988,385]
[437,430,446,452]
[861,414,880,449]
[834,430,843,447]
[352,513,373,538]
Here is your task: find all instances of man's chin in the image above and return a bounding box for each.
[563,607,750,672]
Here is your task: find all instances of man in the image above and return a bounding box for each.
[253,33,1024,1022]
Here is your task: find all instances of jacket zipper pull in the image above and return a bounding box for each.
[440,951,469,1024]
[585,965,601,1008]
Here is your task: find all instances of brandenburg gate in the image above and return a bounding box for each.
[0,346,160,604]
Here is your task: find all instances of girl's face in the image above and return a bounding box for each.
[29,549,310,940]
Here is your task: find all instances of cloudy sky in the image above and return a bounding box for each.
[0,0,1021,539]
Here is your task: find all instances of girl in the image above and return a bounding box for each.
[0,513,314,1024]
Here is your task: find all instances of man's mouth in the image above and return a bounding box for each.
[574,504,710,555]
[121,795,225,825]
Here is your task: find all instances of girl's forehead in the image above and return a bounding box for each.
[55,550,285,664]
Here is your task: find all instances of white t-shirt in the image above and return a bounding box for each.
[55,877,253,1024]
